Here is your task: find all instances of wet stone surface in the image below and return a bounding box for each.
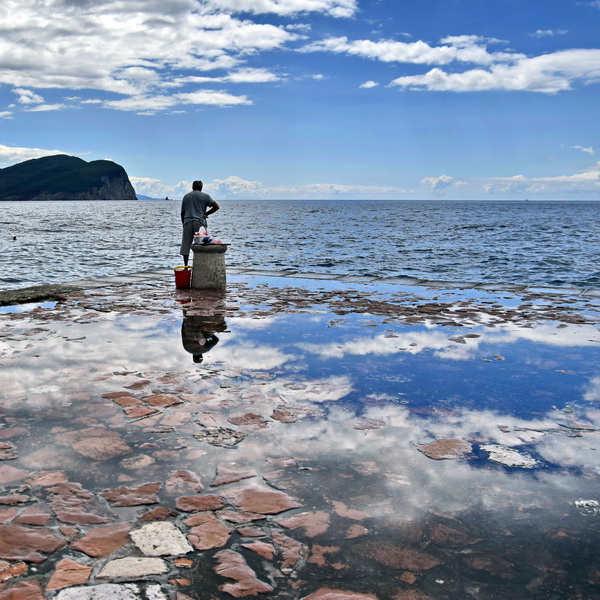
[0,273,599,598]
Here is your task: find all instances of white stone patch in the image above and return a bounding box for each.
[97,557,168,579]
[55,583,141,600]
[120,454,155,469]
[130,521,193,556]
[480,444,540,468]
[145,585,169,600]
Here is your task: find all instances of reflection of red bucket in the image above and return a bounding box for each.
[174,266,192,288]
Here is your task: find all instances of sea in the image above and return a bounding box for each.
[1,199,599,291]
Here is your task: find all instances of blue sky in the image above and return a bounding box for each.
[0,0,599,200]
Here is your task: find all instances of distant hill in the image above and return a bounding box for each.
[0,154,137,201]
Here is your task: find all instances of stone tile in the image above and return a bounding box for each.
[139,507,178,522]
[227,413,270,430]
[307,545,343,568]
[345,525,369,539]
[165,470,203,495]
[42,483,115,525]
[272,529,307,571]
[359,541,443,571]
[100,482,161,507]
[130,521,193,556]
[217,510,263,524]
[46,558,92,591]
[328,500,369,521]
[119,455,155,470]
[0,579,44,600]
[24,471,68,486]
[213,549,273,598]
[241,540,275,560]
[0,466,28,485]
[276,511,331,538]
[58,525,79,540]
[0,561,27,584]
[0,443,17,461]
[123,406,160,420]
[0,508,18,523]
[229,485,301,515]
[124,380,151,390]
[416,439,472,460]
[55,583,142,599]
[71,522,131,557]
[301,589,379,600]
[0,493,28,507]
[55,428,132,460]
[175,494,227,512]
[144,394,182,407]
[13,506,51,527]
[193,425,246,447]
[112,396,144,407]
[187,514,231,550]
[97,557,168,579]
[428,524,481,547]
[0,524,67,562]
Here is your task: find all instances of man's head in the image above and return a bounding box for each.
[192,180,203,191]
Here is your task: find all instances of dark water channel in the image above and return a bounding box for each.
[1,275,599,599]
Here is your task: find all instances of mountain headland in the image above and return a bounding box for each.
[0,155,137,201]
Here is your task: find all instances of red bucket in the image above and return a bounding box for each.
[174,266,192,288]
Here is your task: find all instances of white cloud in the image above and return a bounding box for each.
[303,33,600,95]
[530,29,568,38]
[421,175,467,194]
[574,145,595,155]
[211,175,265,197]
[176,68,282,85]
[483,162,600,195]
[0,0,304,113]
[0,144,68,167]
[205,0,357,18]
[0,111,13,119]
[25,103,67,112]
[13,88,44,104]
[359,80,379,88]
[130,177,191,199]
[176,89,252,106]
[102,89,251,113]
[389,49,600,94]
[302,35,523,67]
[208,176,413,199]
[130,174,413,200]
[132,162,600,201]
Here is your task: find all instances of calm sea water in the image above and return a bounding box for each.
[0,199,599,291]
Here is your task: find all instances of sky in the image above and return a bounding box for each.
[0,0,599,200]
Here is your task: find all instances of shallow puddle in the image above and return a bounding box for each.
[1,274,599,599]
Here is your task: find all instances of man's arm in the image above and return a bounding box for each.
[205,201,220,218]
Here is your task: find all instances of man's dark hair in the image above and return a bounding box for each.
[192,180,203,191]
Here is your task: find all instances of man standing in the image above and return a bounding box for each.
[179,180,220,266]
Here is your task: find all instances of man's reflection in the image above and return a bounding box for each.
[181,312,227,363]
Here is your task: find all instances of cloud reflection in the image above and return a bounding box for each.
[296,320,600,364]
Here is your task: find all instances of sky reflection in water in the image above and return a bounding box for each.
[1,276,600,598]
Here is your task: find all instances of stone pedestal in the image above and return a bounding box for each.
[191,244,229,289]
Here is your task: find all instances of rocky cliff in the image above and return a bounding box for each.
[0,155,138,201]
